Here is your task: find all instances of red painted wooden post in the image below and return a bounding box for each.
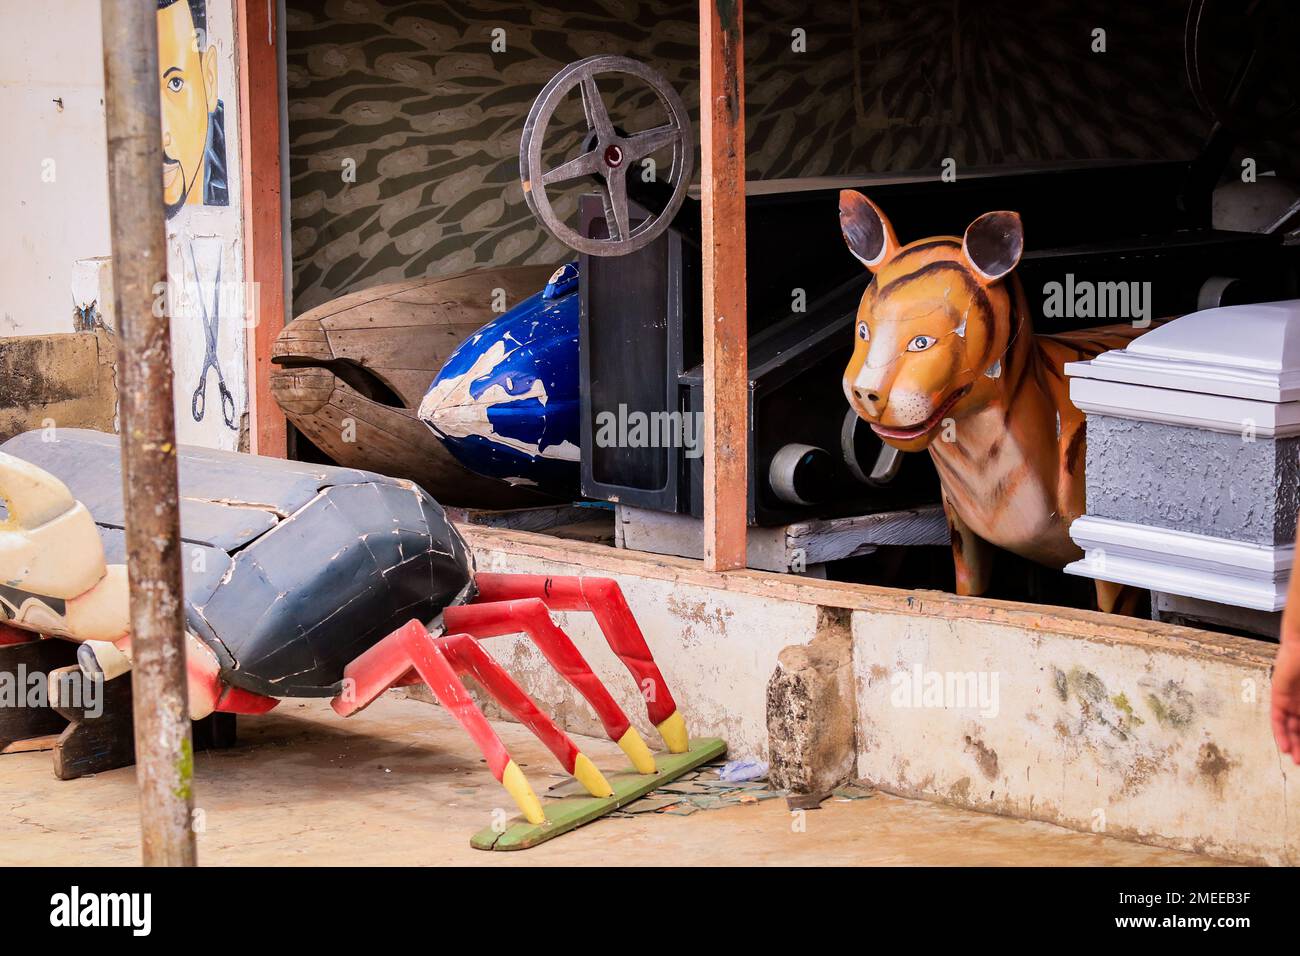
[236,0,289,457]
[699,0,748,571]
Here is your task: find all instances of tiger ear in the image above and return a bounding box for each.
[839,191,899,272]
[962,211,1024,284]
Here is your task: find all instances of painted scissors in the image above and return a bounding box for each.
[189,246,237,429]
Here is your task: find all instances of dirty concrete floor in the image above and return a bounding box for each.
[1,695,1222,866]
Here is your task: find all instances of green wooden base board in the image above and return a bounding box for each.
[471,737,727,850]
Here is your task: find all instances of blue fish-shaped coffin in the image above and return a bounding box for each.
[418,263,580,496]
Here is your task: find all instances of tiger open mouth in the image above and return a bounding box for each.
[869,385,971,441]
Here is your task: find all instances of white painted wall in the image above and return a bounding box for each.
[0,0,111,336]
[0,0,249,451]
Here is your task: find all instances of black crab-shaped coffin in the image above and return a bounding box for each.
[1,429,474,698]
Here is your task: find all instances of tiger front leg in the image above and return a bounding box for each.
[1094,580,1145,617]
[942,495,994,597]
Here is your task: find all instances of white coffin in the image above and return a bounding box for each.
[1065,299,1300,610]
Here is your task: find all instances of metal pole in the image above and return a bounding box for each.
[101,0,197,867]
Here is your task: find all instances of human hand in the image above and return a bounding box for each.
[1272,639,1300,764]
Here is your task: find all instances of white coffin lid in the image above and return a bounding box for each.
[1066,300,1300,434]
[1066,299,1300,401]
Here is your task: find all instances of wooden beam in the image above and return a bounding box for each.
[236,0,288,456]
[698,0,748,571]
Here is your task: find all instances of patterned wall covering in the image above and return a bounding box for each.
[286,0,1209,313]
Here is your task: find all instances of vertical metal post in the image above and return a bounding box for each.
[100,0,197,866]
[699,0,749,571]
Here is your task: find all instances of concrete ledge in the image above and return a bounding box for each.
[458,525,1291,863]
[0,331,117,442]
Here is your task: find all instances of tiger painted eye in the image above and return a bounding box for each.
[857,321,870,341]
[907,334,936,352]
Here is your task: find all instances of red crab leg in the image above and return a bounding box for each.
[436,633,613,800]
[331,620,422,717]
[472,574,689,753]
[444,598,657,773]
[333,620,541,822]
[331,620,605,826]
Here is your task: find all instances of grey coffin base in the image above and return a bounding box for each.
[1084,414,1300,547]
[1151,591,1281,640]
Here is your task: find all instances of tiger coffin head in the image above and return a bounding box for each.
[838,190,1023,452]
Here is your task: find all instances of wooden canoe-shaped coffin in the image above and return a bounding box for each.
[271,265,558,508]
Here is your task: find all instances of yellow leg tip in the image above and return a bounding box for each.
[618,725,658,775]
[501,759,546,824]
[573,752,614,798]
[656,710,689,754]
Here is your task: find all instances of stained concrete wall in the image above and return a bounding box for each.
[460,525,1300,864]
[0,332,117,443]
[853,607,1290,864]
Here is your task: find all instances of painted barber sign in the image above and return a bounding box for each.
[156,0,246,449]
[157,0,229,218]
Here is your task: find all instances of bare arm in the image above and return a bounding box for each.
[1271,518,1300,763]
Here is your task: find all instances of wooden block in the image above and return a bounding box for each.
[1,734,61,754]
[471,737,727,850]
[0,639,77,751]
[194,712,238,751]
[783,506,950,564]
[0,638,237,778]
[616,504,949,572]
[450,504,594,534]
[47,668,237,780]
[50,665,135,781]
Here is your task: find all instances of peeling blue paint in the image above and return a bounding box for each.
[419,263,581,495]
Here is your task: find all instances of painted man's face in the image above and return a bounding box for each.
[157,1,218,217]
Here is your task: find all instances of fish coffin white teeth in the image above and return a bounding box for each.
[985,359,1001,379]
